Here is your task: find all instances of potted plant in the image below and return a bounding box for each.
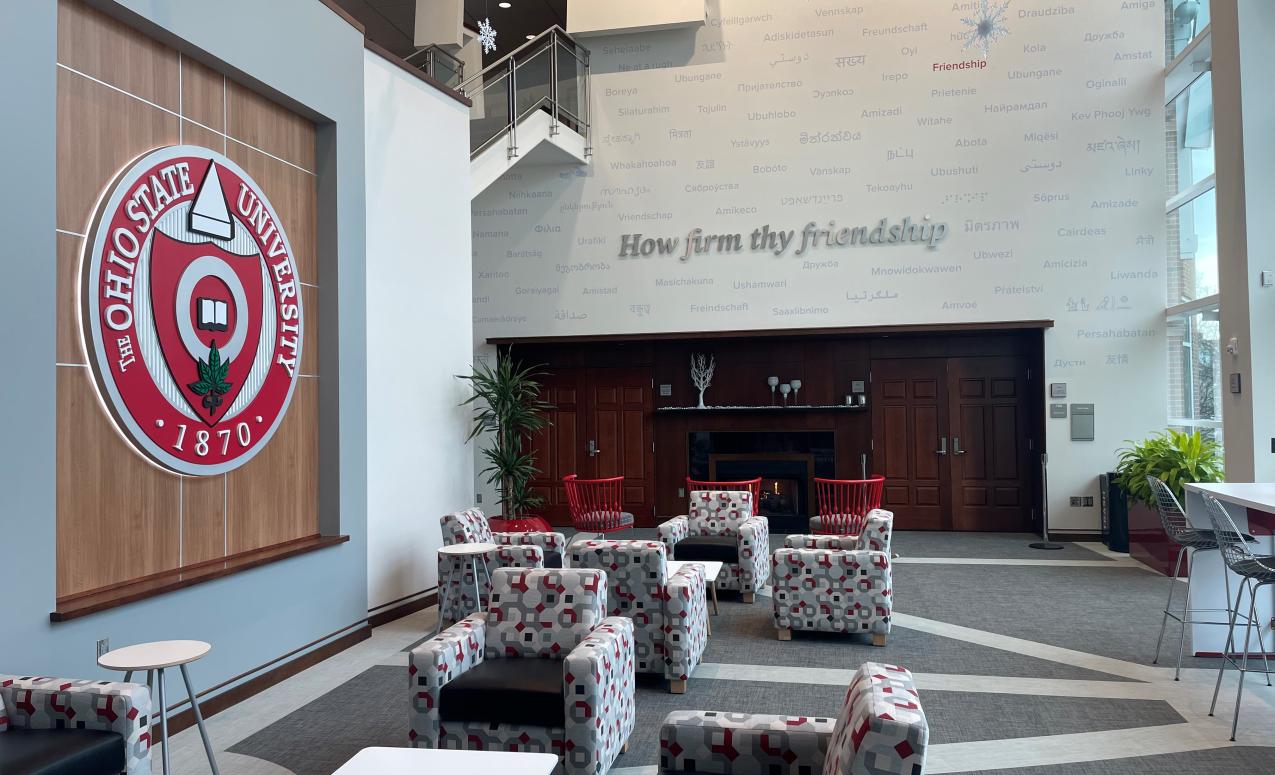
[458,357,553,528]
[1115,429,1224,574]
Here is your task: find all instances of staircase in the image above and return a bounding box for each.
[462,26,592,198]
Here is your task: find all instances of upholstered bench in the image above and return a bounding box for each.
[657,661,927,775]
[0,675,152,775]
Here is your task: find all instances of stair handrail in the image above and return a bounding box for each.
[462,25,592,161]
[457,25,586,95]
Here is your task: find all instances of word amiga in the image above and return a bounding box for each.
[618,217,948,262]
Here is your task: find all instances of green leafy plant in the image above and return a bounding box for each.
[188,341,232,416]
[1115,429,1224,508]
[458,357,552,518]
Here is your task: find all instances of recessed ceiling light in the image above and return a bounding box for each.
[499,2,511,7]
[526,34,535,39]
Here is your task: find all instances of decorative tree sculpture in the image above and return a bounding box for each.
[690,353,716,409]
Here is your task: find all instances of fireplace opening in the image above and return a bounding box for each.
[688,431,835,533]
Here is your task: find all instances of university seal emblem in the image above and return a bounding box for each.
[82,146,304,475]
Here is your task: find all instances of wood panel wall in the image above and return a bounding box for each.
[509,329,1043,520]
[55,0,320,599]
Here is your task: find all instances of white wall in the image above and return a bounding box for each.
[365,50,475,610]
[569,0,706,37]
[471,0,1168,532]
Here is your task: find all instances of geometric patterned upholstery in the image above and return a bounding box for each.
[410,568,636,774]
[772,547,892,638]
[656,662,926,775]
[568,538,709,685]
[437,507,567,626]
[806,509,894,554]
[658,491,770,596]
[0,675,152,775]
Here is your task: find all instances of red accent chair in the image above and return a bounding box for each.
[563,474,636,536]
[686,477,762,506]
[810,476,892,552]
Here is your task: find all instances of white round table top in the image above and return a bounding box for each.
[668,559,724,579]
[335,747,558,774]
[438,542,500,556]
[98,640,211,671]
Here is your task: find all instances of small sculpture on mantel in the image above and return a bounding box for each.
[690,353,716,409]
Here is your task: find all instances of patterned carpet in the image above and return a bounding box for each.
[222,531,1275,774]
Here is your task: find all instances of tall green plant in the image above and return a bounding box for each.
[1115,429,1223,508]
[458,358,552,518]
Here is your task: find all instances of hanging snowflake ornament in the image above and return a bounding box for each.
[478,18,498,54]
[959,0,1011,59]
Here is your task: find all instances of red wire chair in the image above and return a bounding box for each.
[686,476,762,507]
[814,476,886,535]
[563,474,635,536]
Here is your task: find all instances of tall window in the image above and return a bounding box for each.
[1164,1,1219,444]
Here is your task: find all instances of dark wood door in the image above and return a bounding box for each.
[947,357,1034,532]
[528,367,655,526]
[871,359,950,530]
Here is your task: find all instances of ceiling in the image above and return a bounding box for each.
[334,0,567,62]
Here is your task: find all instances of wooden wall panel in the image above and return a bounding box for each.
[56,0,321,599]
[226,379,319,554]
[56,369,181,597]
[57,0,179,110]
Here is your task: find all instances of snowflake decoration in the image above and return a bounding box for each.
[478,17,498,54]
[960,0,1011,59]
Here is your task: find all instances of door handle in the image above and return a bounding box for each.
[953,437,966,456]
[587,440,599,457]
[936,436,947,456]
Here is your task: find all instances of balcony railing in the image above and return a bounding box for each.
[458,26,591,160]
[404,44,465,89]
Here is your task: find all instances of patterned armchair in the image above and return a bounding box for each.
[808,509,894,554]
[569,538,709,693]
[409,568,636,774]
[772,540,892,645]
[438,508,568,626]
[657,662,927,775]
[1,675,152,775]
[658,491,770,603]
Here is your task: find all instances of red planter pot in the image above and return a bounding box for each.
[488,515,552,533]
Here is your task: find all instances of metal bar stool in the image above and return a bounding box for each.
[1147,476,1239,679]
[1203,493,1274,740]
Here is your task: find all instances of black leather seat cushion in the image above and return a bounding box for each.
[0,729,125,775]
[674,535,739,563]
[440,657,565,727]
[543,551,563,569]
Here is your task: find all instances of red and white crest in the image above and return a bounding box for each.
[81,146,304,475]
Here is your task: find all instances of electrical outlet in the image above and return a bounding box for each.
[678,487,686,498]
[96,638,110,659]
[476,493,482,504]
[1082,496,1094,507]
[1069,496,1083,507]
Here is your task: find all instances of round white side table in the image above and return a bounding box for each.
[432,542,499,636]
[99,639,218,775]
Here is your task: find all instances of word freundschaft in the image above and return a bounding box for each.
[618,217,948,262]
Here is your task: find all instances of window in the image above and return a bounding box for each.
[1168,0,1210,61]
[1164,2,1220,450]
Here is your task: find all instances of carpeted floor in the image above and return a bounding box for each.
[225,532,1275,774]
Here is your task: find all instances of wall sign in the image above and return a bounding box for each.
[82,145,304,475]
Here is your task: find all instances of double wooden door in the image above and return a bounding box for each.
[871,357,1035,531]
[528,367,655,526]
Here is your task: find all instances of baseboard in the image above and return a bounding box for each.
[161,624,371,740]
[1048,532,1104,542]
[368,590,438,629]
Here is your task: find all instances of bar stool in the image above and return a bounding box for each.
[1203,493,1274,740]
[1147,476,1241,679]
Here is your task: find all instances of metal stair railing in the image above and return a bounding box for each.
[404,44,465,89]
[458,26,591,160]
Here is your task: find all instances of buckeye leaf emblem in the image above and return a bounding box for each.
[188,341,234,417]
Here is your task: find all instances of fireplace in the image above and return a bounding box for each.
[688,431,835,532]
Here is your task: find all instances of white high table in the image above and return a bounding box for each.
[1183,483,1275,655]
[334,747,558,774]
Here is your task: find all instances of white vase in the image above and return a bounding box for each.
[697,390,707,409]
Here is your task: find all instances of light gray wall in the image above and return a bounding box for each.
[0,0,369,703]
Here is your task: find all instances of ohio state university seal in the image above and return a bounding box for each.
[82,145,304,475]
